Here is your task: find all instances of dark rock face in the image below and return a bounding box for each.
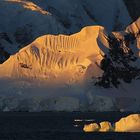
[95,32,140,88]
[124,0,140,21]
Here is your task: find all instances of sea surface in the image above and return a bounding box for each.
[0,112,139,140]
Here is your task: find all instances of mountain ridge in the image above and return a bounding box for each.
[0,18,140,111]
[0,0,131,63]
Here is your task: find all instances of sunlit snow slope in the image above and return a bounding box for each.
[0,26,104,84]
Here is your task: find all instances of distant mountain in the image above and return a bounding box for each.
[0,0,131,63]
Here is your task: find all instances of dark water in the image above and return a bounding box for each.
[0,112,140,140]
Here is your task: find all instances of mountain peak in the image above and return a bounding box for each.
[6,0,51,15]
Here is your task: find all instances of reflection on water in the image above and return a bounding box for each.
[73,119,95,129]
[73,124,79,127]
[74,119,95,122]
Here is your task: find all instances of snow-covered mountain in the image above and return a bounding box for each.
[0,0,140,112]
[0,17,140,112]
[0,0,131,63]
